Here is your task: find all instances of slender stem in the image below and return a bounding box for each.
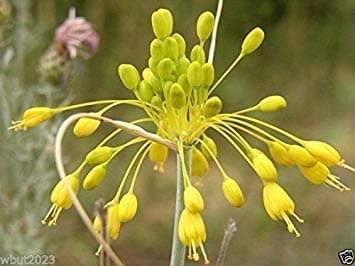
[208,0,224,64]
[169,148,191,266]
[208,53,243,96]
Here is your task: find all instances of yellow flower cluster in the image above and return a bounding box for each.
[11,6,354,264]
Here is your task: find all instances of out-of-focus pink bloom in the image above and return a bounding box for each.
[55,7,100,59]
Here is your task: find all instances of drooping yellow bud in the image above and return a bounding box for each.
[118,192,138,223]
[298,162,329,185]
[118,64,141,90]
[268,141,294,167]
[50,174,79,209]
[191,146,209,178]
[251,148,278,182]
[187,61,204,87]
[288,145,317,167]
[222,177,244,207]
[202,96,222,118]
[257,95,287,112]
[151,8,173,40]
[177,56,190,76]
[21,107,55,129]
[190,45,206,64]
[150,38,164,60]
[83,163,107,190]
[196,11,215,43]
[149,142,169,173]
[184,186,204,213]
[200,135,217,160]
[302,140,341,167]
[178,209,209,264]
[163,36,179,60]
[202,63,215,87]
[73,117,101,138]
[85,146,114,165]
[107,202,121,239]
[93,202,121,240]
[137,80,154,102]
[172,33,186,56]
[169,83,186,109]
[263,182,303,237]
[157,58,177,81]
[178,74,192,97]
[241,27,265,56]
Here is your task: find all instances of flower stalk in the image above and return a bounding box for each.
[170,148,191,266]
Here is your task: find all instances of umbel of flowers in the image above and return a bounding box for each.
[10,7,353,264]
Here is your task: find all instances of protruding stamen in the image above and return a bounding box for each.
[95,245,102,256]
[281,213,300,237]
[41,204,56,224]
[339,162,355,173]
[48,207,63,227]
[199,241,210,265]
[188,245,193,260]
[8,121,26,131]
[327,175,350,192]
[191,240,199,261]
[291,212,304,223]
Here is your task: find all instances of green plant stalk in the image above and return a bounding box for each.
[169,148,191,266]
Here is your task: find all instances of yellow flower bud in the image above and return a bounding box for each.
[137,80,154,102]
[150,38,164,60]
[83,164,107,190]
[184,186,204,213]
[142,68,162,93]
[222,178,244,207]
[148,56,159,75]
[172,33,186,56]
[263,182,303,237]
[202,63,215,87]
[268,141,294,167]
[202,96,222,118]
[73,117,101,138]
[196,11,215,43]
[151,8,173,39]
[257,95,287,112]
[85,146,114,165]
[151,95,163,109]
[22,107,55,129]
[157,58,177,81]
[118,64,140,90]
[303,140,341,167]
[288,145,317,167]
[298,162,330,185]
[107,202,121,239]
[191,146,209,178]
[163,36,179,60]
[169,83,186,109]
[178,74,192,97]
[241,27,265,56]
[190,45,206,64]
[118,192,138,223]
[178,209,209,263]
[149,142,169,173]
[50,174,79,209]
[200,135,217,160]
[187,61,204,87]
[177,56,190,76]
[251,148,278,182]
[93,215,101,233]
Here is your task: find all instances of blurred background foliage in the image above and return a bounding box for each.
[0,0,354,265]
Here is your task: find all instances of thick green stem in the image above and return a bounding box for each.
[169,148,191,266]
